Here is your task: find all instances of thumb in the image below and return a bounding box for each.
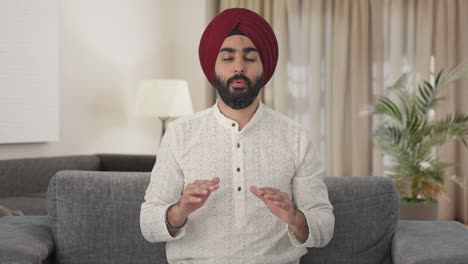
[212,177,220,184]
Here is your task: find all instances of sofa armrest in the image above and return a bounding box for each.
[0,216,55,264]
[392,220,468,264]
[95,153,156,172]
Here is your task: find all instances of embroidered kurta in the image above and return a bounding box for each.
[140,100,334,264]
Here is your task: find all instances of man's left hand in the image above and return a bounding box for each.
[249,186,300,225]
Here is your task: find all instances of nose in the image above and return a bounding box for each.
[233,58,246,74]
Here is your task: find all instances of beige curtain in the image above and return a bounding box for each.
[217,0,290,115]
[310,0,374,176]
[432,0,468,223]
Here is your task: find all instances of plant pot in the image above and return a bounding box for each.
[399,202,438,220]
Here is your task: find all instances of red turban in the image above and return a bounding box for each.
[198,8,279,87]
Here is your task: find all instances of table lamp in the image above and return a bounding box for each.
[135,79,194,140]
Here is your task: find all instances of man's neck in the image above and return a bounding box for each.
[217,97,260,131]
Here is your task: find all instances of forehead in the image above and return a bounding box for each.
[219,35,256,50]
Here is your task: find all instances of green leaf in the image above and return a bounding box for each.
[435,69,444,87]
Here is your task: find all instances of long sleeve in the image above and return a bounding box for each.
[140,123,186,242]
[288,134,335,248]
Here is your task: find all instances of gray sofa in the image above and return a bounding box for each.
[1,156,467,264]
[0,154,156,216]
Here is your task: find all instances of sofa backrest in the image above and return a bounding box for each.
[0,154,156,198]
[0,155,100,197]
[47,172,399,264]
[47,171,166,264]
[303,176,399,264]
[95,154,155,172]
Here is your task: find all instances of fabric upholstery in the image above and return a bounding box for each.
[301,176,399,264]
[392,220,468,264]
[3,168,467,264]
[0,155,100,197]
[47,171,167,264]
[0,154,156,216]
[96,153,156,172]
[0,216,54,264]
[48,171,399,264]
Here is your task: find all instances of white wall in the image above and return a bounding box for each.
[0,0,217,159]
[0,1,59,144]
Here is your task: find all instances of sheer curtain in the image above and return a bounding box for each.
[289,0,376,176]
[216,0,468,223]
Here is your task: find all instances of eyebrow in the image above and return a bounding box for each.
[219,47,258,54]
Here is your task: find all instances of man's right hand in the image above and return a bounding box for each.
[166,177,220,232]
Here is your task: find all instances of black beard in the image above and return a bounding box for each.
[214,73,264,110]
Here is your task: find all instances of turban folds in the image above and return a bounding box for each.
[198,8,279,87]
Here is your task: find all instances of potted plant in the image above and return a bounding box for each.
[364,63,468,220]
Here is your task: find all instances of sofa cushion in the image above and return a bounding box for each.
[48,171,167,264]
[0,216,54,264]
[392,220,468,264]
[300,176,399,264]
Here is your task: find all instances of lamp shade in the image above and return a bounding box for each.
[135,79,194,117]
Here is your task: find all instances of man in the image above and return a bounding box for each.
[140,8,334,264]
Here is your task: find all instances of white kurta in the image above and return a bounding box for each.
[140,99,334,264]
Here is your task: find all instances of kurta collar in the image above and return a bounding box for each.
[212,98,265,134]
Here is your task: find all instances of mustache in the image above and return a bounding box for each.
[227,74,251,87]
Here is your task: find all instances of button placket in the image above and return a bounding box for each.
[232,135,246,229]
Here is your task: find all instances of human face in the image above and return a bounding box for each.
[214,35,264,109]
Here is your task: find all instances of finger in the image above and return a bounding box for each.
[261,189,290,200]
[183,195,202,203]
[187,182,218,192]
[273,201,289,210]
[193,180,217,185]
[249,186,263,197]
[211,177,220,184]
[195,180,219,189]
[184,183,196,192]
[259,187,281,193]
[259,190,276,196]
[259,189,283,196]
[250,187,270,204]
[279,192,290,201]
[264,194,284,202]
[196,182,219,192]
[185,187,211,197]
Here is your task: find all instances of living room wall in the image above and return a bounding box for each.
[0,0,216,160]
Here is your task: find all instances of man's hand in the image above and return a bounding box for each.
[167,177,220,235]
[249,186,298,224]
[250,186,309,243]
[178,177,220,217]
